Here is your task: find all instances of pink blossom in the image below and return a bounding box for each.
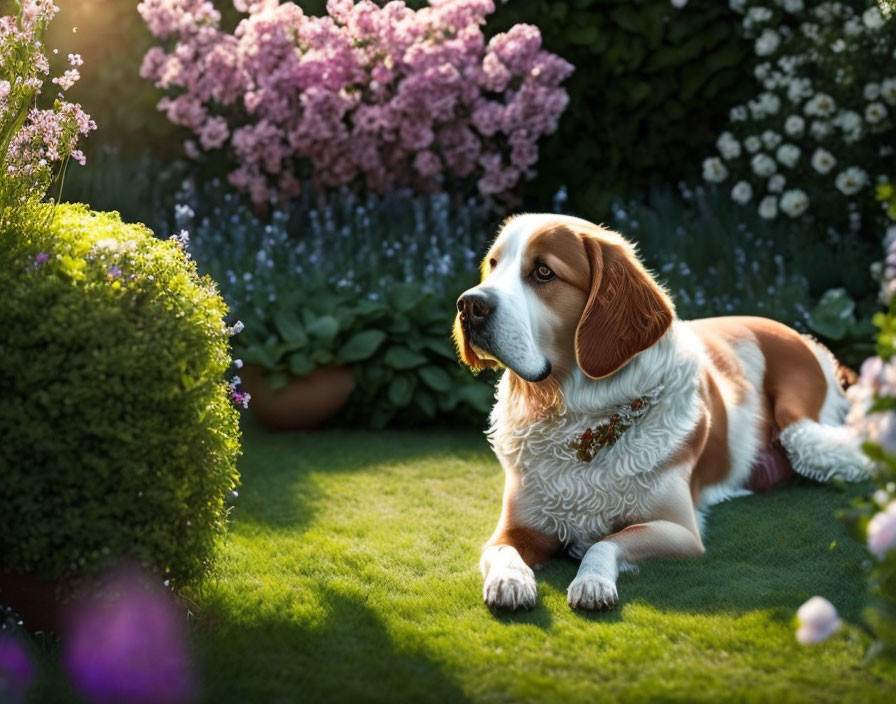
[796,596,841,644]
[868,500,896,560]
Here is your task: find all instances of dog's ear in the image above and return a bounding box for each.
[575,234,674,379]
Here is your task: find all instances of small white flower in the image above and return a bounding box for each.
[759,195,778,219]
[747,6,773,26]
[864,82,881,101]
[784,114,805,136]
[835,167,868,195]
[234,358,244,369]
[801,22,820,40]
[716,131,742,160]
[796,597,841,644]
[782,0,803,12]
[843,17,863,38]
[787,77,813,103]
[810,120,832,140]
[805,93,837,118]
[761,129,782,150]
[751,153,777,178]
[881,78,896,106]
[744,135,762,153]
[811,148,837,174]
[730,105,748,121]
[865,102,888,124]
[867,500,896,560]
[776,143,801,168]
[731,180,754,204]
[755,29,781,56]
[729,0,747,13]
[863,6,884,30]
[780,189,809,217]
[670,0,689,8]
[768,174,786,193]
[831,38,846,54]
[754,62,772,81]
[702,157,729,183]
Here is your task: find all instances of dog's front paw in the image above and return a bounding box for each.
[567,573,618,611]
[483,564,537,610]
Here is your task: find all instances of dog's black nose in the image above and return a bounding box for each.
[457,291,495,326]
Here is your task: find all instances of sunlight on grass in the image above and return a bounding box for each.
[190,427,896,703]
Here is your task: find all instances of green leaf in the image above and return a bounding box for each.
[418,365,452,393]
[384,346,428,370]
[807,288,857,341]
[311,349,334,365]
[240,345,278,369]
[307,315,340,343]
[388,375,415,407]
[273,311,308,345]
[414,388,437,418]
[288,353,314,377]
[266,371,288,391]
[340,330,387,363]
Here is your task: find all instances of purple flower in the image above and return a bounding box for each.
[63,568,198,704]
[107,265,122,279]
[34,252,50,268]
[231,390,251,409]
[0,635,36,704]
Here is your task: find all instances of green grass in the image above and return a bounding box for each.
[31,427,896,702]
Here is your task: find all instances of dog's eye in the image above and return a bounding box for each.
[534,264,555,282]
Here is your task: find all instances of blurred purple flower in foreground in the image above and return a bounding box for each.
[63,569,197,704]
[0,635,36,704]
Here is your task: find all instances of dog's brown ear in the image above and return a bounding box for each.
[575,235,674,379]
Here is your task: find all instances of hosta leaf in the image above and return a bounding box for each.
[340,330,388,363]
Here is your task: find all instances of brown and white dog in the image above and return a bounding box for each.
[454,214,869,612]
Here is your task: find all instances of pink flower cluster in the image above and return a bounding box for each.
[1,1,96,209]
[138,0,573,205]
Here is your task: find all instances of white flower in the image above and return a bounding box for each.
[835,167,868,195]
[759,195,778,219]
[811,148,836,174]
[730,105,748,121]
[744,135,762,153]
[867,412,896,455]
[805,93,837,117]
[670,0,688,7]
[748,92,781,119]
[863,6,884,30]
[754,62,772,81]
[776,143,801,168]
[761,129,782,149]
[844,17,863,38]
[729,0,747,13]
[731,180,753,204]
[787,77,813,103]
[702,157,729,183]
[782,0,803,11]
[755,28,781,56]
[801,22,820,41]
[867,501,896,560]
[833,110,863,143]
[864,83,881,101]
[751,153,777,178]
[882,79,896,106]
[865,102,888,124]
[784,115,805,136]
[747,6,773,26]
[717,132,742,160]
[810,120,832,140]
[768,174,786,193]
[780,189,809,217]
[796,597,841,645]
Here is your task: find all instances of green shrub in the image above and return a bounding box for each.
[0,203,241,588]
[490,0,752,218]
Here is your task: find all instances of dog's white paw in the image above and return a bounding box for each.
[567,573,618,611]
[483,564,537,610]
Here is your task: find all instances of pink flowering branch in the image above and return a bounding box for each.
[138,0,573,206]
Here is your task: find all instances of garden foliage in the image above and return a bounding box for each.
[137,0,573,207]
[0,204,241,587]
[703,0,896,234]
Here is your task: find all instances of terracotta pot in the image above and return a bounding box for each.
[241,364,356,430]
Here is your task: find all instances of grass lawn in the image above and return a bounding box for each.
[32,426,896,702]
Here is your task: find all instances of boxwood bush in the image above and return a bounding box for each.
[0,204,241,588]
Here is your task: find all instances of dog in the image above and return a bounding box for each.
[454,214,870,612]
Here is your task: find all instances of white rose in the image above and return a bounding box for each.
[755,28,781,56]
[805,93,837,117]
[776,143,801,168]
[731,180,754,204]
[761,129,782,149]
[702,157,729,183]
[810,120,832,140]
[796,597,840,645]
[882,79,896,106]
[811,148,836,174]
[751,153,778,178]
[867,500,896,560]
[768,174,786,193]
[835,167,868,195]
[784,115,805,136]
[866,102,889,124]
[744,135,762,153]
[758,195,778,219]
[864,83,881,101]
[780,189,809,217]
[863,6,884,30]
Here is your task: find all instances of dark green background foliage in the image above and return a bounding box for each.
[488,0,752,217]
[0,204,241,586]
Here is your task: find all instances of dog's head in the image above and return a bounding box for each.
[454,214,674,383]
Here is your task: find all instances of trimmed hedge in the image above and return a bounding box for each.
[0,204,241,587]
[490,0,752,217]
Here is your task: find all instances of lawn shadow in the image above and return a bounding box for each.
[233,425,489,532]
[195,588,469,704]
[537,481,870,625]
